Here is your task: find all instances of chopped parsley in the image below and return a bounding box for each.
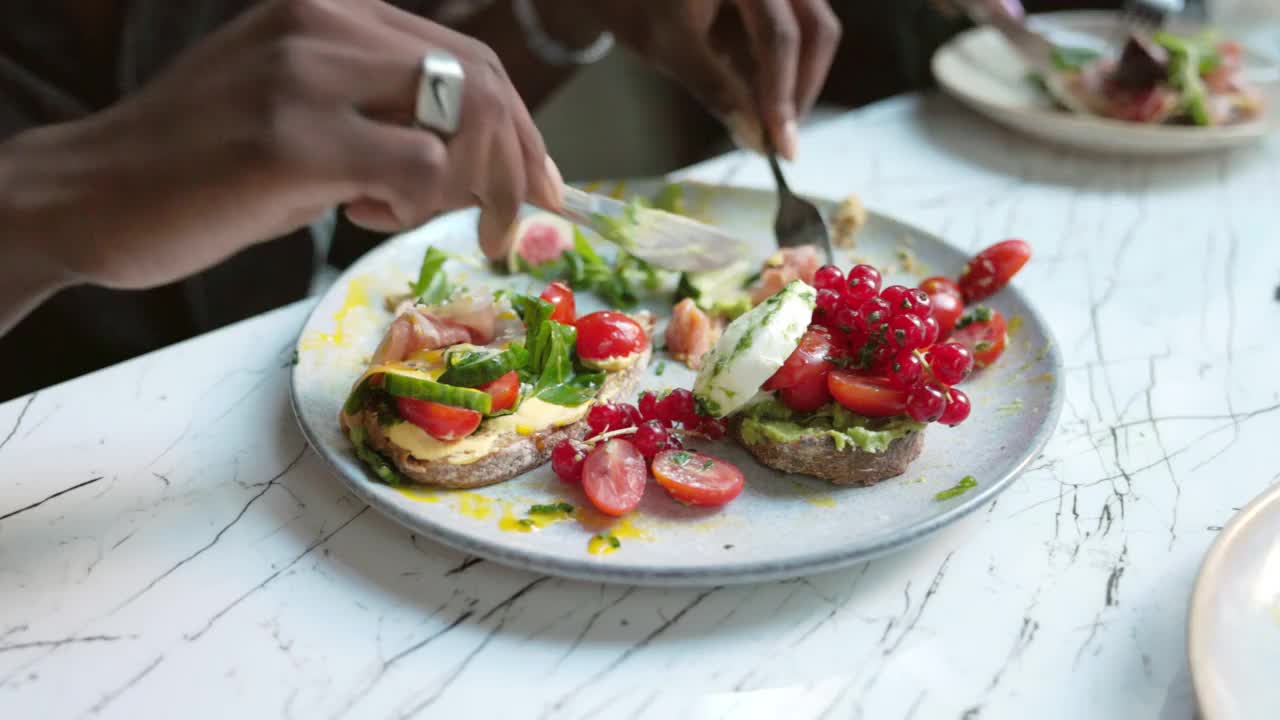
[955,306,993,330]
[934,476,977,501]
[655,361,666,376]
[670,450,694,466]
[594,533,622,549]
[975,341,993,352]
[529,502,574,515]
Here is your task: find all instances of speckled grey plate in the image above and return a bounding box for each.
[291,180,1063,586]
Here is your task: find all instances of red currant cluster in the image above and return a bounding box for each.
[551,389,727,484]
[812,263,974,426]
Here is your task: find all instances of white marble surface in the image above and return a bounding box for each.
[3,93,1279,719]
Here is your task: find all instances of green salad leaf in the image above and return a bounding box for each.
[1050,46,1102,71]
[348,425,404,486]
[509,293,607,407]
[412,247,455,305]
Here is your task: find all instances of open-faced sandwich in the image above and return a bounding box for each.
[690,240,1031,486]
[1049,30,1264,126]
[340,248,654,489]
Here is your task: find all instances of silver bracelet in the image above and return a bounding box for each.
[512,0,615,66]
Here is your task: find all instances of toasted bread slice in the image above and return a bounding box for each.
[728,418,926,486]
[359,315,653,489]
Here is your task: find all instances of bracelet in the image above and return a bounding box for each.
[512,0,615,66]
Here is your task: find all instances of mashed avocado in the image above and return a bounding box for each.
[737,397,923,454]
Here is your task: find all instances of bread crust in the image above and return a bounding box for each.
[728,418,926,486]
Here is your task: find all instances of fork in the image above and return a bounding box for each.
[762,139,834,265]
[1121,0,1185,32]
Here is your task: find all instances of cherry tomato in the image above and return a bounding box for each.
[478,371,520,413]
[950,307,1008,368]
[763,326,834,391]
[539,281,576,325]
[826,371,909,418]
[651,450,745,507]
[928,290,964,338]
[581,439,648,517]
[958,240,1031,303]
[919,276,963,301]
[779,370,833,413]
[396,397,482,441]
[575,311,648,363]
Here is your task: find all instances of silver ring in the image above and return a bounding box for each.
[415,50,465,136]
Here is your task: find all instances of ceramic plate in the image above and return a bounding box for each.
[932,11,1274,155]
[290,180,1063,586]
[1189,481,1280,719]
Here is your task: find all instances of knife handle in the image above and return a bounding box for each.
[559,185,601,229]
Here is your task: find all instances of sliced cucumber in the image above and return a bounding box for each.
[439,345,530,387]
[382,370,492,414]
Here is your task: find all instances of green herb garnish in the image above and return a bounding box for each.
[935,476,977,501]
[670,451,694,466]
[655,361,666,376]
[530,502,574,515]
[594,533,622,549]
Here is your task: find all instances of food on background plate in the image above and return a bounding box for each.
[340,247,654,490]
[1047,30,1264,126]
[831,193,867,248]
[688,239,1030,486]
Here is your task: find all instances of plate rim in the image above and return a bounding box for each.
[1187,479,1280,719]
[290,180,1066,586]
[931,10,1269,150]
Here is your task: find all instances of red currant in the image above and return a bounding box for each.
[833,306,859,333]
[887,313,925,349]
[633,420,681,459]
[920,315,941,347]
[906,383,948,423]
[694,416,728,440]
[815,288,843,321]
[638,391,662,423]
[813,265,845,293]
[586,403,623,436]
[869,341,896,373]
[618,403,643,428]
[846,264,881,305]
[659,388,698,425]
[887,350,924,388]
[929,342,975,385]
[855,297,892,334]
[939,387,971,426]
[879,285,912,315]
[551,440,587,483]
[904,288,932,319]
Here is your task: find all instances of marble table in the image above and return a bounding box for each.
[3,93,1278,719]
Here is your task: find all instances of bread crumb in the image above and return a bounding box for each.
[831,194,867,248]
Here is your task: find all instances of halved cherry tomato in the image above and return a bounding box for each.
[539,281,576,325]
[919,276,963,301]
[396,397,482,441]
[581,438,648,517]
[927,289,964,338]
[575,311,648,363]
[779,369,833,413]
[950,307,1008,368]
[478,371,520,413]
[958,240,1031,303]
[652,450,745,507]
[763,326,835,391]
[827,371,908,418]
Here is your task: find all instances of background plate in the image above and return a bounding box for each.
[1189,481,1280,719]
[291,180,1063,586]
[932,11,1273,156]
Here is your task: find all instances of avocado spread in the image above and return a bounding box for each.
[737,398,923,454]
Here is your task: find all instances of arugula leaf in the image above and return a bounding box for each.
[1050,46,1102,71]
[539,372,605,406]
[412,247,454,305]
[509,294,555,372]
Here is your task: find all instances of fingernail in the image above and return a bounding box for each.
[780,120,799,161]
[725,113,766,155]
[543,155,565,210]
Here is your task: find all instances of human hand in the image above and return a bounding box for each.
[580,0,841,159]
[18,0,559,293]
